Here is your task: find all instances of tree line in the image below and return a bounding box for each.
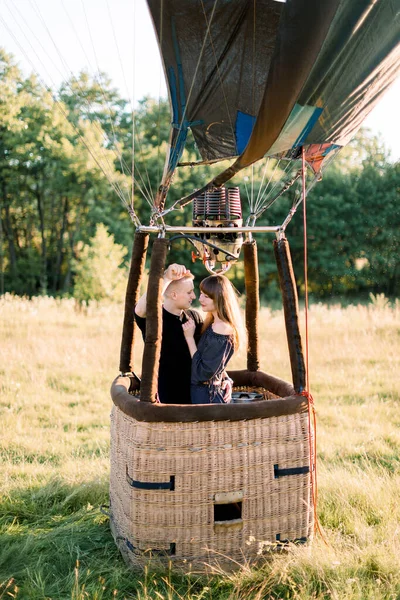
[0,48,399,302]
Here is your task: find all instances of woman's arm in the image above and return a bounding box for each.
[191,335,233,383]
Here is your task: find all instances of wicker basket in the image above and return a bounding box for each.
[109,369,313,572]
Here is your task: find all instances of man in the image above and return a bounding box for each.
[134,263,203,404]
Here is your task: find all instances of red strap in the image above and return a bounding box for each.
[302,147,310,392]
[301,148,328,544]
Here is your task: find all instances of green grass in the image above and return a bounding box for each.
[1,294,400,599]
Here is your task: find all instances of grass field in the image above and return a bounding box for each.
[0,294,399,600]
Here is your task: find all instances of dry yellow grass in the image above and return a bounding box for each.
[0,293,399,599]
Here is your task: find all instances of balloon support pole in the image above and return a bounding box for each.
[137,225,282,234]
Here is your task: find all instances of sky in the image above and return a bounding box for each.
[1,0,399,161]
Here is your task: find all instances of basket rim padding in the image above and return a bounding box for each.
[110,368,307,423]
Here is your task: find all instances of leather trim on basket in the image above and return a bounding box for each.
[274,465,310,478]
[110,369,308,423]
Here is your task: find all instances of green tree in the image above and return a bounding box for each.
[73,223,127,305]
[1,48,398,302]
[0,51,132,295]
[283,132,399,300]
[0,49,31,293]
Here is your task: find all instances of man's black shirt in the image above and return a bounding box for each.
[134,307,203,404]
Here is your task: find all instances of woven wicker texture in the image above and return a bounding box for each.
[110,399,313,571]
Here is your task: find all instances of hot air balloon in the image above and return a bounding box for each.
[106,0,400,571]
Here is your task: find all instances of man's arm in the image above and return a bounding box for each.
[134,263,190,318]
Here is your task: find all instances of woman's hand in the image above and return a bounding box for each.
[182,319,197,357]
[221,375,233,403]
[182,318,195,339]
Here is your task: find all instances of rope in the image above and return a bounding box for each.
[301,147,328,545]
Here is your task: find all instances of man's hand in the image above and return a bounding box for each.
[164,264,191,281]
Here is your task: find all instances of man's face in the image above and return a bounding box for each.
[172,278,196,310]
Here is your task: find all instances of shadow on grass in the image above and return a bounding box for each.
[2,479,399,600]
[0,478,219,600]
[0,478,126,598]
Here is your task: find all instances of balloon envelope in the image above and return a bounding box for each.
[147,0,400,200]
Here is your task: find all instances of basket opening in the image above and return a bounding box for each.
[214,501,242,522]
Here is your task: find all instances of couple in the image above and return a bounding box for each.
[134,263,244,404]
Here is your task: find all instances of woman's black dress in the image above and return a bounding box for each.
[191,326,234,404]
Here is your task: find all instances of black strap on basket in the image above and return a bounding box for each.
[126,467,175,491]
[274,464,310,478]
[100,504,110,517]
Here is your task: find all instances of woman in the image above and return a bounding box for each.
[182,274,244,404]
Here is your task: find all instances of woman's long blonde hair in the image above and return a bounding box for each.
[200,275,245,352]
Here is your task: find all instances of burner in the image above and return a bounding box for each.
[192,186,243,274]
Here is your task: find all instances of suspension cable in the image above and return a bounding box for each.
[31,0,130,185]
[8,0,154,210]
[79,0,133,181]
[1,0,158,217]
[5,0,131,205]
[0,9,146,221]
[254,157,279,213]
[254,168,302,220]
[104,0,155,205]
[254,159,294,215]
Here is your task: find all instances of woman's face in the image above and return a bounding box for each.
[199,291,216,313]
